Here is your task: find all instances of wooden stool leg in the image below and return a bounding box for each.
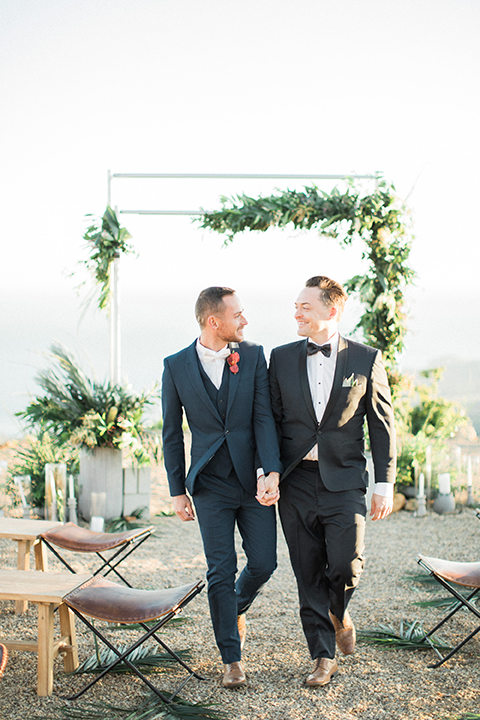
[58,603,79,673]
[15,540,33,614]
[34,538,49,571]
[37,602,55,696]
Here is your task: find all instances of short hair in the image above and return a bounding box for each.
[305,276,347,320]
[195,286,235,328]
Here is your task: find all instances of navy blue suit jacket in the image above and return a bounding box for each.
[162,340,282,497]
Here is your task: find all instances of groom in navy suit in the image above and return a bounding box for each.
[162,287,282,688]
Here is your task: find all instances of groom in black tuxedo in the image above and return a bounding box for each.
[162,287,282,688]
[263,275,396,687]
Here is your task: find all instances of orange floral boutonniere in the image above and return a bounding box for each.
[227,351,240,374]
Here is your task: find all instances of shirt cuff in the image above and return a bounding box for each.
[372,482,394,498]
[257,468,265,479]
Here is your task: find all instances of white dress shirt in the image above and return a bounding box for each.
[196,339,230,389]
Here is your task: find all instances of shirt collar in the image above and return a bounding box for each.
[196,338,230,359]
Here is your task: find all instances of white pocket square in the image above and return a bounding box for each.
[342,373,358,387]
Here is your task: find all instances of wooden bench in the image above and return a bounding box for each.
[0,518,62,612]
[0,569,91,695]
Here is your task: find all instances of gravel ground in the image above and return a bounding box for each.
[1,465,480,720]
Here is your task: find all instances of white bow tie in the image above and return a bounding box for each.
[201,347,231,362]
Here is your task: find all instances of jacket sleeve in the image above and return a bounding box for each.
[161,359,187,497]
[252,347,283,475]
[365,351,397,485]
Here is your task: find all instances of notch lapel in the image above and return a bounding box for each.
[226,342,240,416]
[319,335,348,428]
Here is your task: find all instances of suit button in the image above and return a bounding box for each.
[225,430,230,435]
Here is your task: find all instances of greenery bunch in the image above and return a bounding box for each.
[18,344,160,466]
[83,205,134,310]
[34,692,226,720]
[198,179,415,393]
[356,619,451,650]
[395,368,467,487]
[6,428,79,508]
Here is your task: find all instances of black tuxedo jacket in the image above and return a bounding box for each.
[162,340,282,497]
[269,336,396,491]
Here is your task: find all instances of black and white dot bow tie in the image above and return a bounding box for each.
[306,342,332,358]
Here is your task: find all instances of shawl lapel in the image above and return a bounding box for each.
[299,340,318,425]
[319,334,348,428]
[184,341,223,422]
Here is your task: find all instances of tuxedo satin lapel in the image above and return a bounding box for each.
[299,340,317,425]
[185,342,222,421]
[320,335,348,428]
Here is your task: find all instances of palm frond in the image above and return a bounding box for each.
[106,507,150,533]
[71,645,190,675]
[413,594,478,609]
[403,572,441,587]
[357,619,452,650]
[34,690,226,720]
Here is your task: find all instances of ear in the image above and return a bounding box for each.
[329,306,339,321]
[206,314,218,330]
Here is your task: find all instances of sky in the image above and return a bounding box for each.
[1,0,480,438]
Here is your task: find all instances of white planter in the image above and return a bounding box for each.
[79,448,123,521]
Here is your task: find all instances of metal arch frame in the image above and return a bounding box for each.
[105,170,380,383]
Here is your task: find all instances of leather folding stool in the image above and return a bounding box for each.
[63,576,206,702]
[416,553,480,667]
[0,643,7,679]
[39,522,154,588]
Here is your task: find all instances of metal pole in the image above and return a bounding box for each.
[109,257,116,383]
[113,251,121,384]
[111,172,376,180]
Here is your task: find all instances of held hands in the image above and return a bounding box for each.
[172,494,196,522]
[370,493,393,521]
[256,472,280,506]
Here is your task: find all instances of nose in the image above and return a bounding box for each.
[240,314,248,326]
[294,308,302,319]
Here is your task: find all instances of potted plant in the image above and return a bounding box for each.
[18,343,160,520]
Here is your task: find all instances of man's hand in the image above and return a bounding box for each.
[256,472,280,506]
[370,493,393,521]
[172,494,196,521]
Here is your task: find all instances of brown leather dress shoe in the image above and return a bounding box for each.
[237,614,246,650]
[329,610,356,655]
[223,661,246,688]
[306,657,338,687]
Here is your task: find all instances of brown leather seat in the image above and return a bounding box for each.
[40,522,153,552]
[62,575,205,703]
[417,555,480,588]
[38,522,154,587]
[64,576,203,623]
[416,553,480,667]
